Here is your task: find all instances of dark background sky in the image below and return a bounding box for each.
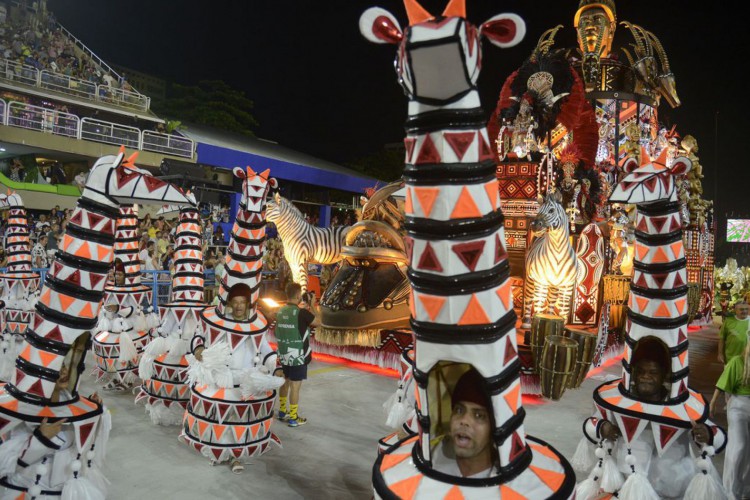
[48,1,747,224]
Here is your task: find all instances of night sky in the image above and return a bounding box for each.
[48,1,747,219]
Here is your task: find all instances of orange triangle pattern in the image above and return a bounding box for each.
[458,294,491,325]
[380,452,411,472]
[498,485,526,500]
[529,465,565,492]
[529,443,559,462]
[661,406,681,420]
[497,280,511,311]
[390,474,423,499]
[675,298,687,315]
[503,383,520,415]
[652,247,669,264]
[451,186,482,219]
[670,241,683,257]
[418,294,446,322]
[684,403,702,421]
[59,294,74,313]
[484,181,498,211]
[654,302,671,318]
[444,485,465,500]
[38,350,57,368]
[635,296,649,312]
[678,350,687,365]
[636,244,649,261]
[414,187,439,218]
[404,188,414,214]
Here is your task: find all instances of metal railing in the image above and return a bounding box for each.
[0,58,150,112]
[0,59,38,87]
[2,101,194,158]
[7,101,80,139]
[141,130,194,158]
[80,117,141,149]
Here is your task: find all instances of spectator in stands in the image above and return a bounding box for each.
[143,246,159,271]
[0,246,7,268]
[32,234,48,268]
[212,226,225,246]
[214,249,225,288]
[46,222,61,259]
[9,158,25,182]
[139,240,155,267]
[156,231,169,259]
[34,213,50,232]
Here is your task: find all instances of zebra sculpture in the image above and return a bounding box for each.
[266,193,349,294]
[521,190,579,328]
[361,1,575,497]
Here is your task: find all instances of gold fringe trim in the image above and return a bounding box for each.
[315,328,382,348]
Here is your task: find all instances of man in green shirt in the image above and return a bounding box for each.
[710,344,750,500]
[718,301,750,364]
[275,283,318,427]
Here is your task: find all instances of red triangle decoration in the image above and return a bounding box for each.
[89,273,105,289]
[635,273,649,288]
[142,175,166,193]
[115,168,139,190]
[404,137,416,163]
[78,422,95,446]
[504,336,517,365]
[651,273,667,288]
[659,424,679,448]
[452,241,485,272]
[27,379,46,398]
[677,329,687,344]
[444,132,475,161]
[678,380,687,396]
[0,416,11,433]
[69,210,84,227]
[67,269,81,288]
[672,272,685,287]
[478,134,493,161]
[415,135,441,165]
[45,326,64,343]
[217,403,231,421]
[644,176,659,193]
[495,233,507,264]
[15,369,25,385]
[651,216,667,232]
[87,212,104,230]
[417,242,443,272]
[508,432,525,462]
[620,415,642,442]
[229,334,243,350]
[404,237,414,262]
[636,217,648,232]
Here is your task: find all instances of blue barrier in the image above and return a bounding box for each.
[4,268,278,311]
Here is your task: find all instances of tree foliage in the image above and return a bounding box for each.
[346,147,404,182]
[153,80,259,136]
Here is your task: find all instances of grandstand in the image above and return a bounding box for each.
[0,0,376,213]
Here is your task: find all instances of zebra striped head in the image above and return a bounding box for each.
[0,190,23,209]
[266,193,301,225]
[234,166,278,213]
[531,190,566,235]
[610,147,692,205]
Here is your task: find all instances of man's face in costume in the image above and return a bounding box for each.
[230,295,250,321]
[450,401,492,461]
[735,303,749,320]
[633,360,666,401]
[577,8,613,57]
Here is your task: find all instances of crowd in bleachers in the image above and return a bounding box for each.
[0,13,129,93]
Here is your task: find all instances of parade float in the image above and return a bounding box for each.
[0,192,41,382]
[180,167,284,466]
[0,151,192,498]
[361,0,576,497]
[137,203,207,425]
[484,0,715,398]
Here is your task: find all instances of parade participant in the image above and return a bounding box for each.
[275,283,317,427]
[0,349,108,499]
[719,300,750,364]
[182,168,282,475]
[432,368,498,478]
[710,342,750,500]
[579,336,724,498]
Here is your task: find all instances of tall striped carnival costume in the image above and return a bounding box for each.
[0,151,193,499]
[572,148,728,500]
[137,203,207,425]
[0,192,41,382]
[91,203,161,390]
[181,167,284,468]
[361,1,576,497]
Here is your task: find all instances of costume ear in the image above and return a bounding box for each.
[274,192,281,203]
[360,7,403,44]
[668,157,692,176]
[233,167,246,179]
[480,13,526,48]
[268,178,278,189]
[622,156,640,174]
[551,190,562,203]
